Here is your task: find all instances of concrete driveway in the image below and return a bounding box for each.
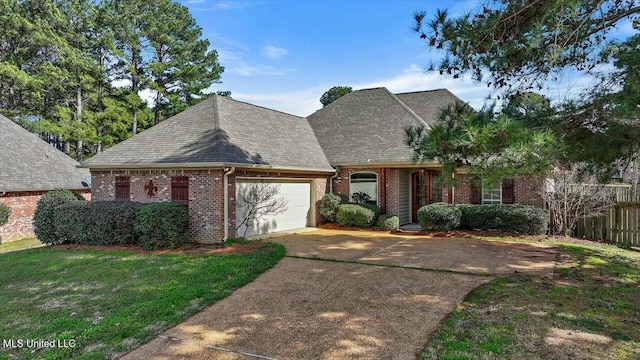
[123,229,557,360]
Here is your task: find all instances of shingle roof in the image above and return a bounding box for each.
[395,89,464,127]
[307,87,441,165]
[82,95,334,172]
[0,115,90,192]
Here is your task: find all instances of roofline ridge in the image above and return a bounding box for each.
[381,88,431,129]
[212,94,224,163]
[395,88,449,95]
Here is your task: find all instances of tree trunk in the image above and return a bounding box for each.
[132,112,138,135]
[154,91,162,125]
[76,83,83,161]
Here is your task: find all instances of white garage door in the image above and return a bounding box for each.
[236,180,312,237]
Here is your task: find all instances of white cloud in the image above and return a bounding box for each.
[261,45,288,59]
[355,64,491,110]
[189,1,257,12]
[216,45,293,77]
[233,86,327,117]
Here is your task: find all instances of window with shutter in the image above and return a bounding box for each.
[502,179,515,204]
[470,183,481,204]
[171,177,189,206]
[115,176,130,201]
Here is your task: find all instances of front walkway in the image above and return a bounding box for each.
[123,229,557,359]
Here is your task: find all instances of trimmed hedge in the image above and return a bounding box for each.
[376,214,399,230]
[336,204,378,227]
[34,190,85,244]
[0,203,10,227]
[318,193,344,222]
[135,202,190,250]
[417,202,461,231]
[54,201,144,245]
[459,204,548,234]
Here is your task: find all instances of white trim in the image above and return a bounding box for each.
[481,179,502,204]
[349,171,379,205]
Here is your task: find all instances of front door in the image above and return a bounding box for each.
[412,170,442,222]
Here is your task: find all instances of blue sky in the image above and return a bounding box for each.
[177,0,635,117]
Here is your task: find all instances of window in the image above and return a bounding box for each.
[349,172,378,205]
[471,179,515,204]
[115,176,130,201]
[171,176,189,206]
[481,180,502,204]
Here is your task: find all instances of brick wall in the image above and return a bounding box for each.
[332,167,400,217]
[453,175,544,206]
[0,189,90,242]
[92,169,330,243]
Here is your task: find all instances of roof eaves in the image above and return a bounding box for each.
[82,162,336,173]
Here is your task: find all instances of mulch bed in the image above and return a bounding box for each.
[319,223,613,247]
[50,241,266,255]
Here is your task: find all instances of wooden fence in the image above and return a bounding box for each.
[574,191,640,246]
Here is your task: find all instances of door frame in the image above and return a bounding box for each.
[411,170,441,222]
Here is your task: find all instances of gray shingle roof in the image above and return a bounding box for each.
[82,95,334,172]
[0,115,90,192]
[308,87,439,165]
[395,89,464,127]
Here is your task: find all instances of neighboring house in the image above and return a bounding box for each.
[83,88,544,243]
[0,115,90,241]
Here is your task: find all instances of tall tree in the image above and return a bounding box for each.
[410,0,640,180]
[104,0,148,136]
[320,85,352,107]
[143,0,223,125]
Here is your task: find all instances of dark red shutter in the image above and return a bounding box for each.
[470,183,481,204]
[502,179,515,204]
[171,177,189,206]
[115,176,130,201]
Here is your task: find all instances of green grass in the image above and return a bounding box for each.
[0,242,285,359]
[0,238,43,253]
[420,242,640,360]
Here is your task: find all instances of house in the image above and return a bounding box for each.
[0,115,90,241]
[82,88,543,243]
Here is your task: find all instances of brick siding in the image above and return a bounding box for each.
[91,169,329,243]
[453,175,544,206]
[0,190,90,242]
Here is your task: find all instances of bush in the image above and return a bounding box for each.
[33,190,85,244]
[417,202,461,231]
[0,203,10,227]
[54,201,144,245]
[459,204,548,234]
[351,191,371,204]
[135,202,190,250]
[318,193,344,222]
[376,214,399,230]
[336,204,377,227]
[355,202,381,218]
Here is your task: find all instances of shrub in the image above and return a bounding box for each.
[33,190,85,244]
[355,202,381,218]
[459,204,548,235]
[135,202,190,250]
[0,203,10,227]
[417,202,461,231]
[351,191,371,204]
[336,204,377,227]
[376,214,399,230]
[54,201,144,245]
[318,193,344,222]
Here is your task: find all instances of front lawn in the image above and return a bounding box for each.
[0,243,284,359]
[421,241,640,360]
[0,238,43,254]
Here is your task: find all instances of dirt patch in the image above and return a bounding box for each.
[51,241,268,255]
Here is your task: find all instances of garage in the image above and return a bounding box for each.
[235,179,312,237]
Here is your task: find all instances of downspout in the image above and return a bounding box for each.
[223,167,236,240]
[329,167,339,193]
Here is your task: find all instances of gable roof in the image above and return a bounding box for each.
[0,115,90,192]
[82,95,334,172]
[395,89,463,128]
[307,87,445,166]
